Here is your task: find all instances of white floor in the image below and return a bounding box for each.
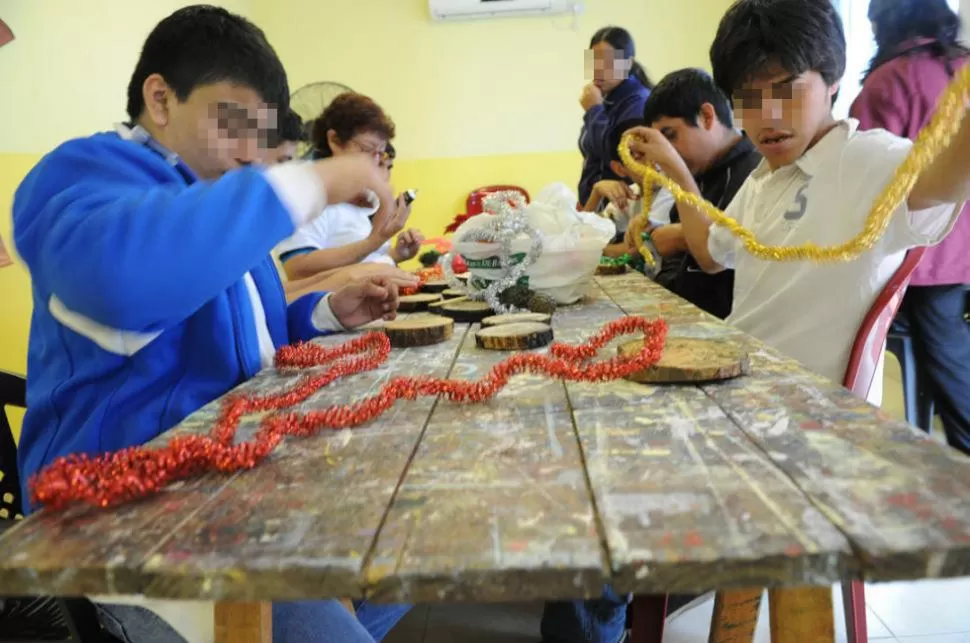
[384,356,970,642]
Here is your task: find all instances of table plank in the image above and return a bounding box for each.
[597,273,970,583]
[702,358,970,581]
[365,329,609,603]
[136,325,471,600]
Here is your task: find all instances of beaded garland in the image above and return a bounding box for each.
[29,316,668,511]
[618,62,970,262]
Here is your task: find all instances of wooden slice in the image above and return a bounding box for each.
[420,280,449,294]
[476,322,554,351]
[618,336,750,384]
[437,299,494,323]
[442,288,466,299]
[596,263,627,276]
[429,295,466,312]
[384,316,454,348]
[481,312,553,327]
[398,293,442,312]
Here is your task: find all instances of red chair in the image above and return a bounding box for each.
[839,246,925,643]
[465,185,530,216]
[629,248,926,643]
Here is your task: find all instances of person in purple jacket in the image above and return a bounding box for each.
[578,27,653,205]
[851,0,970,456]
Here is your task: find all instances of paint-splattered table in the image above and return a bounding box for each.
[2,272,969,643]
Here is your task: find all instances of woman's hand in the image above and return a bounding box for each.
[580,83,604,111]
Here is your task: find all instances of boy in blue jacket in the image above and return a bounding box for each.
[13,5,412,642]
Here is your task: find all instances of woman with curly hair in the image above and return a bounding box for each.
[275,92,424,282]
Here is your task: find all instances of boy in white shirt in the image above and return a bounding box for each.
[626,0,969,403]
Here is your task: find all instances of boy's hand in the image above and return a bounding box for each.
[316,154,394,219]
[649,224,687,257]
[329,275,400,328]
[371,194,412,243]
[624,127,690,182]
[625,216,650,252]
[592,180,634,210]
[580,83,603,111]
[391,228,424,263]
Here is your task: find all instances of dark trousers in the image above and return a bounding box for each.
[898,285,970,455]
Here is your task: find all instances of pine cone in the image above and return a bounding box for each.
[419,250,441,268]
[499,284,532,308]
[526,291,557,315]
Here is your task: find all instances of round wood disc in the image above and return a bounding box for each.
[481,312,553,327]
[421,280,449,294]
[384,316,454,348]
[398,293,443,312]
[596,263,627,276]
[442,288,466,299]
[429,295,466,311]
[618,337,750,383]
[476,322,554,351]
[438,299,494,323]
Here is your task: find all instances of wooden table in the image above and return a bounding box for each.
[2,273,969,642]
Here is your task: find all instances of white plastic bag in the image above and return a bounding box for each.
[452,183,615,304]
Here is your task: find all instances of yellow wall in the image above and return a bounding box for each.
[0,0,733,385]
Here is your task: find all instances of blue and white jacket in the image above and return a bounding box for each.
[13,126,337,510]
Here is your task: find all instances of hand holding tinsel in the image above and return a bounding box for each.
[618,61,970,262]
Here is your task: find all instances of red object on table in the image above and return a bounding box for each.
[29,317,668,511]
[444,185,531,234]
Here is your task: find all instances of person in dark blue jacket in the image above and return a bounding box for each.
[578,26,653,205]
[12,5,412,642]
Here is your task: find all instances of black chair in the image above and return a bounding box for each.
[0,370,118,642]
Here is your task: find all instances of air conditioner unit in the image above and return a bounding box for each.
[429,0,574,21]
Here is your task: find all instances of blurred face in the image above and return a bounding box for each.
[649,107,721,176]
[586,42,631,93]
[141,76,276,180]
[731,66,838,170]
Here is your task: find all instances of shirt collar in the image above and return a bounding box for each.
[114,122,181,167]
[750,119,857,179]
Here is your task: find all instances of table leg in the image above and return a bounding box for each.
[708,588,761,642]
[215,601,272,643]
[768,587,834,643]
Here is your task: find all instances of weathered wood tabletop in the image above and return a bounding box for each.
[2,272,969,612]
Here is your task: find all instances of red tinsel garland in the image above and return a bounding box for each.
[400,264,445,296]
[28,316,667,512]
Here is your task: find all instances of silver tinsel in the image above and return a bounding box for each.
[442,190,543,314]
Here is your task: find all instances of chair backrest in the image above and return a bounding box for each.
[465,185,530,216]
[843,248,925,396]
[0,370,27,522]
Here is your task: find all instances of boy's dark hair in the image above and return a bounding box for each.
[280,109,305,144]
[642,68,734,129]
[310,92,396,158]
[866,0,969,80]
[606,118,645,165]
[709,0,846,100]
[126,5,288,121]
[590,26,654,90]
